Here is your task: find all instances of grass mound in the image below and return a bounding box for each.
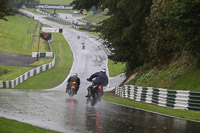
[40,0,73,5]
[83,12,110,24]
[0,117,58,133]
[14,33,73,89]
[128,55,200,91]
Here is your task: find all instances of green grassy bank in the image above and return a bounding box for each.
[0,117,58,133]
[0,15,73,88]
[0,16,49,55]
[14,33,73,89]
[128,55,200,91]
[40,0,73,5]
[0,15,52,81]
[83,12,110,24]
[108,60,126,77]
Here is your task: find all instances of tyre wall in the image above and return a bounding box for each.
[0,56,55,88]
[32,52,53,57]
[115,85,200,110]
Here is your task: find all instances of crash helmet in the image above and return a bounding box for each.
[73,73,78,77]
[101,68,106,73]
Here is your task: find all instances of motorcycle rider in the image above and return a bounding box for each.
[82,40,85,49]
[66,73,80,94]
[86,68,108,98]
[82,40,85,45]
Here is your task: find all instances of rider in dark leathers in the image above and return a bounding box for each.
[66,73,80,94]
[86,68,108,97]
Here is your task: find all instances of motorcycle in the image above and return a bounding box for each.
[82,44,85,49]
[68,81,77,98]
[86,80,103,106]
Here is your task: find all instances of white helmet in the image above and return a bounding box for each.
[73,73,78,76]
[101,68,106,73]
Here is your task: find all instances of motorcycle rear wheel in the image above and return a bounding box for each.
[91,93,100,106]
[68,89,75,98]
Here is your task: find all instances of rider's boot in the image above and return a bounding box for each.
[85,90,90,97]
[85,93,89,97]
[75,88,79,94]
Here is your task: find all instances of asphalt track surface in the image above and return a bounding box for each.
[0,52,38,67]
[0,11,200,133]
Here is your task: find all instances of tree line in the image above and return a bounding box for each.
[0,0,40,20]
[71,0,200,71]
[9,0,40,8]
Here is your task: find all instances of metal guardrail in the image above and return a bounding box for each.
[47,15,72,25]
[115,85,200,110]
[18,9,35,19]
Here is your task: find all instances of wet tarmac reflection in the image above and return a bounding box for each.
[0,90,200,133]
[65,97,200,133]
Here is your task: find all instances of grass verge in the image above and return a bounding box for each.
[23,8,44,15]
[0,117,58,133]
[108,60,126,77]
[0,16,48,55]
[0,16,52,81]
[40,0,73,5]
[0,16,35,55]
[47,9,93,17]
[0,65,33,81]
[102,92,200,122]
[14,33,73,89]
[83,12,110,24]
[128,56,200,91]
[43,17,69,26]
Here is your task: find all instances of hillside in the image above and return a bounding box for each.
[83,12,110,24]
[125,54,200,91]
[0,16,49,55]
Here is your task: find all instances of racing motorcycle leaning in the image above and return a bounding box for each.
[86,79,103,106]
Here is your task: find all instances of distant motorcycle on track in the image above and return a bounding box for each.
[82,44,85,49]
[82,40,85,50]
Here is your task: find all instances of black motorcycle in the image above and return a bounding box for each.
[68,81,77,98]
[82,44,85,49]
[86,80,103,106]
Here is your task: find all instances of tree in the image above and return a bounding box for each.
[170,0,200,57]
[145,0,200,65]
[71,0,152,69]
[0,0,13,20]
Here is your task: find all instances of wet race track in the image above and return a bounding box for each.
[0,10,200,133]
[1,89,200,133]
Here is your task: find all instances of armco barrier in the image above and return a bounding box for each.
[0,56,55,88]
[47,16,71,25]
[115,85,200,110]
